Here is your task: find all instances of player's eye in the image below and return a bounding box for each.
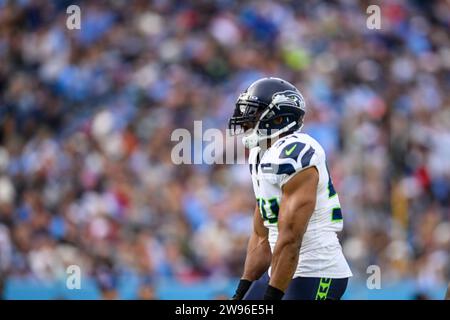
[273,117,283,125]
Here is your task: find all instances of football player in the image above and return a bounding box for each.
[229,77,352,300]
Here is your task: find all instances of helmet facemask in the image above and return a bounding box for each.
[228,92,264,136]
[230,92,305,149]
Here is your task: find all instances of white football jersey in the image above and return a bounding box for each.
[249,131,352,279]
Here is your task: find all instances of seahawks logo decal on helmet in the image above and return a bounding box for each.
[271,90,306,111]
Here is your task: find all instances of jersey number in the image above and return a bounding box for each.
[256,165,342,224]
[256,197,279,224]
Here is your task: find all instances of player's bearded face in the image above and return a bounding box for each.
[242,120,256,133]
[241,110,262,133]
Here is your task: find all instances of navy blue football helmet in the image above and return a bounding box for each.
[228,77,306,148]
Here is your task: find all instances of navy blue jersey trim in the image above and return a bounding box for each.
[276,163,296,175]
[301,146,315,167]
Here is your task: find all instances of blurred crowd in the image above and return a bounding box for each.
[0,0,449,299]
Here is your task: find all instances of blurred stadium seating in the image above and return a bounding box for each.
[0,0,448,299]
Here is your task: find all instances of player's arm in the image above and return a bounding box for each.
[232,203,271,300]
[242,203,271,280]
[264,166,318,300]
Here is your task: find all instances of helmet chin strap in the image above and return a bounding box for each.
[242,121,299,149]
